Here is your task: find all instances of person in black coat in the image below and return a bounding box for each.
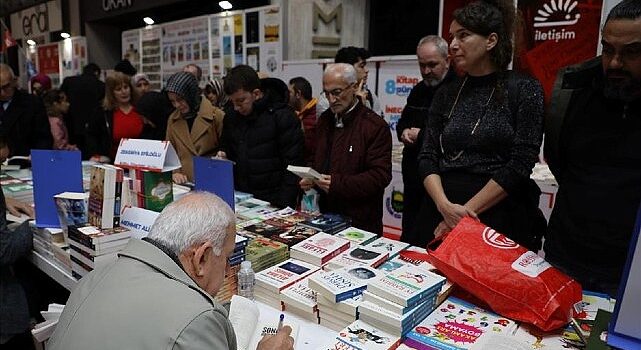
[0,64,52,163]
[60,63,105,159]
[136,91,174,141]
[218,65,304,208]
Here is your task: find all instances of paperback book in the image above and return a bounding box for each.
[280,275,319,314]
[336,320,401,350]
[299,213,352,234]
[325,245,389,271]
[53,192,88,236]
[290,232,350,266]
[129,169,173,212]
[271,225,320,247]
[365,237,410,258]
[367,265,445,308]
[335,227,378,246]
[309,266,380,303]
[255,258,319,293]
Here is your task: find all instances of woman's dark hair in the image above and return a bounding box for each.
[42,89,65,115]
[453,0,515,70]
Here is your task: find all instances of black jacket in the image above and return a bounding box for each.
[0,89,52,157]
[60,74,105,136]
[86,107,114,159]
[219,99,304,208]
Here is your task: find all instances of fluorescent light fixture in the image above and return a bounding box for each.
[27,39,36,46]
[143,17,154,25]
[219,1,232,10]
[60,32,71,39]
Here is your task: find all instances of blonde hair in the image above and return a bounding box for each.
[103,72,133,110]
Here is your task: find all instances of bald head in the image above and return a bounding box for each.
[0,64,17,102]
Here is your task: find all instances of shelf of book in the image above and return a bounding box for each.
[29,250,78,292]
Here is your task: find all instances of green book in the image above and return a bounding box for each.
[585,309,612,350]
[131,170,173,212]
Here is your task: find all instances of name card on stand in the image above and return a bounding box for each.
[114,139,181,172]
[120,206,159,239]
[31,150,83,228]
[193,157,235,211]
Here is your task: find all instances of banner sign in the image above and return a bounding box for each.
[114,139,181,172]
[121,206,159,239]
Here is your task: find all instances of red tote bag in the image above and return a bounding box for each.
[428,217,582,331]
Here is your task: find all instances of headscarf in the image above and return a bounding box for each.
[165,72,200,119]
[206,77,229,107]
[30,73,52,92]
[133,73,149,86]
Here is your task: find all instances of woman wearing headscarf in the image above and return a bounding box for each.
[416,0,546,250]
[204,77,233,116]
[165,72,224,184]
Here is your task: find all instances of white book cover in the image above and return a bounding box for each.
[336,320,401,350]
[255,258,319,293]
[320,307,356,324]
[280,274,318,312]
[335,227,378,245]
[358,299,435,332]
[325,245,389,271]
[290,232,350,266]
[287,165,323,180]
[317,294,362,316]
[367,265,445,307]
[309,266,380,302]
[362,291,415,316]
[365,237,410,258]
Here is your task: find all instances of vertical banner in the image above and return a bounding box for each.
[210,16,223,76]
[515,0,604,100]
[36,43,60,87]
[259,6,282,75]
[383,164,404,239]
[219,13,236,75]
[233,14,244,66]
[376,60,422,146]
[59,37,86,80]
[245,11,260,71]
[161,16,210,86]
[121,29,141,73]
[141,26,162,91]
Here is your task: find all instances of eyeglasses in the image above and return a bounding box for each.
[323,84,353,98]
[0,82,13,91]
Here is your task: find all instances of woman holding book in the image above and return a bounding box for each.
[87,72,148,162]
[417,0,546,250]
[165,72,225,184]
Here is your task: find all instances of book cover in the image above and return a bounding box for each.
[290,232,351,266]
[88,165,119,229]
[367,265,446,307]
[255,258,319,293]
[336,320,401,350]
[287,165,323,180]
[365,237,410,258]
[271,225,320,247]
[325,245,389,271]
[280,275,318,313]
[317,294,362,316]
[359,298,437,337]
[404,296,518,350]
[131,169,173,212]
[243,222,285,237]
[335,227,378,246]
[54,192,88,235]
[68,224,131,246]
[362,291,432,316]
[309,266,380,303]
[300,213,352,234]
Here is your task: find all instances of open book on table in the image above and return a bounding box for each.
[229,295,299,350]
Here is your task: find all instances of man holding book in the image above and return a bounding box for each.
[48,192,293,350]
[300,64,392,235]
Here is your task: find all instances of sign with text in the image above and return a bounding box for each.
[114,139,181,172]
[120,206,159,239]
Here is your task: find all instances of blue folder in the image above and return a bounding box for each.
[31,150,83,228]
[193,157,235,211]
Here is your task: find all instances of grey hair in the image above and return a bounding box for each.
[0,64,16,79]
[324,63,357,85]
[417,35,449,59]
[147,192,235,256]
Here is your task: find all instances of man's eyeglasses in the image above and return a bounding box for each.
[323,84,353,98]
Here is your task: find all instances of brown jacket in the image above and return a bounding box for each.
[166,98,224,181]
[314,101,392,235]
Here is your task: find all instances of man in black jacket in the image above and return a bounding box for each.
[60,63,105,159]
[543,0,641,296]
[218,65,304,208]
[0,64,52,160]
[397,36,454,246]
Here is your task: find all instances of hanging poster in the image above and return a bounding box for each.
[210,16,222,76]
[259,6,282,75]
[121,29,141,73]
[376,60,422,146]
[161,16,210,86]
[515,0,603,100]
[60,37,86,80]
[233,14,244,66]
[141,26,162,90]
[37,43,59,75]
[219,12,236,75]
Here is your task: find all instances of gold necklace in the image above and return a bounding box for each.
[440,76,495,161]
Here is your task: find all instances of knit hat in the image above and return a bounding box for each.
[114,59,137,76]
[30,73,52,91]
[133,73,149,86]
[165,72,200,117]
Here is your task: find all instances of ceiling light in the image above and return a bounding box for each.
[219,1,232,10]
[27,39,36,46]
[143,17,154,25]
[60,32,71,39]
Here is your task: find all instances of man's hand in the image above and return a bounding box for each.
[314,174,331,193]
[299,178,314,191]
[5,197,34,219]
[354,80,369,105]
[400,128,421,145]
[172,173,189,184]
[256,325,294,350]
[216,151,227,160]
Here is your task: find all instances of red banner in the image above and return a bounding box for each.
[515,0,603,100]
[37,43,60,75]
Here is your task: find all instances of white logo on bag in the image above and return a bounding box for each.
[482,228,519,249]
[512,251,552,278]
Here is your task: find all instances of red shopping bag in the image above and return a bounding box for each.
[428,217,582,331]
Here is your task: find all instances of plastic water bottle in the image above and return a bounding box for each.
[237,261,255,300]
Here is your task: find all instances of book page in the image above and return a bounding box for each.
[229,295,260,350]
[248,318,299,350]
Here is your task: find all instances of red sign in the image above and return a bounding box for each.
[515,0,603,101]
[37,43,59,75]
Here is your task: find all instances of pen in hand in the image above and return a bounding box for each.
[278,313,284,331]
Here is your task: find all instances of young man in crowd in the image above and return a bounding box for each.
[288,76,317,166]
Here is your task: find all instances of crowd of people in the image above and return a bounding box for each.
[0,0,639,349]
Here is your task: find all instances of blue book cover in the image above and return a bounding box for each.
[193,157,235,211]
[31,150,83,228]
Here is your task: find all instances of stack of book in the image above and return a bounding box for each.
[324,245,389,271]
[254,258,319,310]
[235,197,270,214]
[31,225,64,259]
[290,232,350,267]
[234,190,253,204]
[245,236,289,272]
[359,265,446,337]
[299,213,351,234]
[214,235,249,303]
[364,237,410,259]
[334,227,378,246]
[128,169,173,212]
[280,275,320,323]
[331,320,402,350]
[318,294,362,332]
[0,172,34,204]
[67,224,131,279]
[88,164,124,229]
